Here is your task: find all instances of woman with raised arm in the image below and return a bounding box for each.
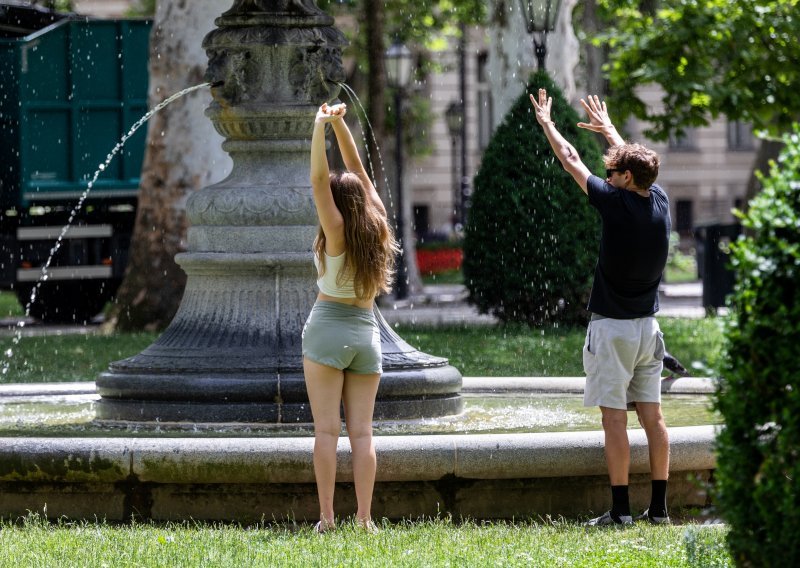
[303,102,398,533]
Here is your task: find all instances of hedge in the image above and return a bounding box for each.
[715,125,800,566]
[462,71,603,325]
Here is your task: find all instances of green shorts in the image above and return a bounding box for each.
[302,301,382,374]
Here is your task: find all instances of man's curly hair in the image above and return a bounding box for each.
[603,143,660,189]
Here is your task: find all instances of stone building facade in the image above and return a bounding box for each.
[406,41,756,251]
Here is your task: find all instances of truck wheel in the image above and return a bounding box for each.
[16,280,117,324]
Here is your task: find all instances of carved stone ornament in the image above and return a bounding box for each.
[187,185,315,226]
[203,27,345,111]
[219,0,333,25]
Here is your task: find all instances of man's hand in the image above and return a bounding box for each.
[577,95,614,133]
[528,88,592,194]
[577,95,624,146]
[529,88,554,127]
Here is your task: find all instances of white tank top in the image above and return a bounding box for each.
[314,251,357,298]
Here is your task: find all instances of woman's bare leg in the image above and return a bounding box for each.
[342,371,381,526]
[304,358,345,529]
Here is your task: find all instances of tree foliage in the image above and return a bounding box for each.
[321,0,484,47]
[463,72,603,325]
[321,0,486,157]
[598,0,800,140]
[714,125,800,566]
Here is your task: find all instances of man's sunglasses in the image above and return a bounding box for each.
[605,168,625,178]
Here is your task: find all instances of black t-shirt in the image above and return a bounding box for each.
[586,174,671,319]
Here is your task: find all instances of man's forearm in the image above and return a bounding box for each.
[541,122,581,168]
[602,125,625,147]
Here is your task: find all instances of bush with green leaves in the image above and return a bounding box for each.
[463,72,603,324]
[714,125,800,566]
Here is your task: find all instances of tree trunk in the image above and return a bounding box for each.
[639,0,658,16]
[364,0,386,187]
[743,138,784,214]
[106,0,231,332]
[580,0,606,98]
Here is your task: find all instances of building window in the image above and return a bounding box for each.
[476,51,494,151]
[727,121,754,151]
[676,199,693,236]
[668,128,696,151]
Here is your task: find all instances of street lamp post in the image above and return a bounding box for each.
[444,101,462,231]
[385,40,413,300]
[457,24,470,231]
[518,0,562,70]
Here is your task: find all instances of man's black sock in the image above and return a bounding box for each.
[649,480,668,518]
[610,485,631,520]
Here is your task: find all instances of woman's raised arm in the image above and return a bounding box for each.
[330,106,387,218]
[310,104,345,251]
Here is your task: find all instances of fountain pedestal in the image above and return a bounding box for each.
[96,0,462,422]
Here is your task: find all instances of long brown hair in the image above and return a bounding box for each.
[314,172,399,299]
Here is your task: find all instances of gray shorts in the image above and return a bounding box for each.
[582,315,665,410]
[302,301,382,374]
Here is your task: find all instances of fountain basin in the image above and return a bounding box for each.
[0,377,717,521]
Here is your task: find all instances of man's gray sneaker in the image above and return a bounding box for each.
[635,509,671,525]
[584,511,633,527]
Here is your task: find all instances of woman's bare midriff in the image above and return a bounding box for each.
[317,292,375,310]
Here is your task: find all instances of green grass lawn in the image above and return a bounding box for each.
[0,516,731,567]
[0,332,159,383]
[0,290,23,318]
[399,318,724,378]
[421,269,464,285]
[0,318,724,383]
[665,254,698,284]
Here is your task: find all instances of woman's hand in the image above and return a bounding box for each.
[315,102,347,124]
[529,88,553,126]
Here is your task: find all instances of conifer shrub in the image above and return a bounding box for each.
[714,125,800,566]
[463,72,603,324]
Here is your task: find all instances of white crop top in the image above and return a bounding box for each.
[314,251,357,298]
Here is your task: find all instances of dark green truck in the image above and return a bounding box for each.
[0,3,150,322]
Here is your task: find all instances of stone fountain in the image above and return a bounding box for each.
[95,0,462,423]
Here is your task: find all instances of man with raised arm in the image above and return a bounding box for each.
[529,90,672,526]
